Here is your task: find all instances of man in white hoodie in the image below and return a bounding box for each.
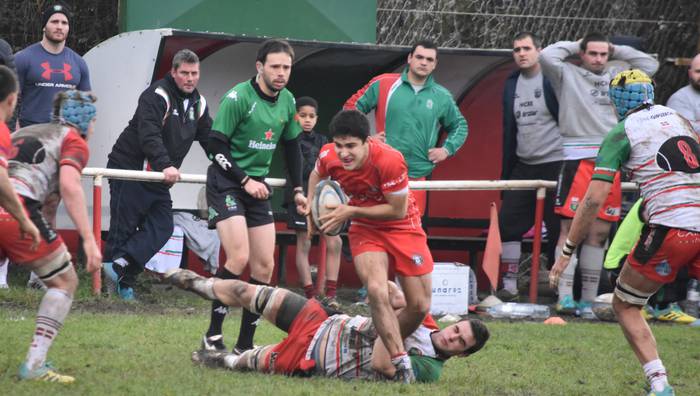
[540,33,658,315]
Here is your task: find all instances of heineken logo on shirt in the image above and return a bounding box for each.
[247,129,277,150]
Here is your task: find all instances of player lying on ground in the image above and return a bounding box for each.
[164,269,489,382]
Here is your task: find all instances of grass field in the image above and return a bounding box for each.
[2,272,699,396]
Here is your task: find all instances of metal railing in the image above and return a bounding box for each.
[81,167,638,303]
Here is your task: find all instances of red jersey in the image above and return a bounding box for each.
[0,122,11,169]
[314,139,421,229]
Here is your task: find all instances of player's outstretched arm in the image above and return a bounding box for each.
[550,180,611,287]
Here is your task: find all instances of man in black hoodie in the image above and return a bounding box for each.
[103,49,212,300]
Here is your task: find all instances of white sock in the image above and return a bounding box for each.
[556,246,577,300]
[0,257,8,285]
[643,359,669,392]
[579,245,605,303]
[502,241,521,293]
[25,288,73,371]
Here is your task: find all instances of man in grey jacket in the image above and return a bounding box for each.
[667,53,700,133]
[540,32,658,315]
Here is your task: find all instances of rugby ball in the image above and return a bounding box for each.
[311,180,348,236]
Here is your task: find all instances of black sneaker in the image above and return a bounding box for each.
[201,334,227,351]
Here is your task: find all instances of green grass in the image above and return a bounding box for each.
[1,272,699,395]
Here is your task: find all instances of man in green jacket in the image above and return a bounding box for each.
[344,40,468,214]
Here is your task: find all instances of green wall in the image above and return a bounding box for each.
[120,0,376,43]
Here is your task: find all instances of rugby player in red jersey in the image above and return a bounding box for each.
[306,109,434,382]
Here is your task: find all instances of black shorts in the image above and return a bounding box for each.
[206,165,274,229]
[286,204,308,230]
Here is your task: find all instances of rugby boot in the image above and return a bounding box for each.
[19,361,74,384]
[654,303,697,324]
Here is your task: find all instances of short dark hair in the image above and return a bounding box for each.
[513,31,541,48]
[257,39,295,64]
[0,65,18,102]
[580,32,610,52]
[329,110,369,142]
[172,49,199,70]
[410,39,438,58]
[296,96,318,111]
[464,319,490,355]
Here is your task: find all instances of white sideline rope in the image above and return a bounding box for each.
[82,167,639,191]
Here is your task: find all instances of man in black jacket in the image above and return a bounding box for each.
[103,49,212,300]
[498,32,562,301]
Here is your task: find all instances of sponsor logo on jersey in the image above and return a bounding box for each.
[227,90,238,100]
[248,140,277,150]
[655,260,671,277]
[264,129,274,140]
[426,99,433,109]
[534,88,542,98]
[382,174,406,189]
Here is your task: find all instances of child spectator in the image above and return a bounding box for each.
[284,97,341,307]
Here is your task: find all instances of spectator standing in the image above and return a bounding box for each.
[540,33,658,315]
[344,40,468,214]
[667,53,700,133]
[14,3,91,127]
[103,49,211,300]
[498,32,563,301]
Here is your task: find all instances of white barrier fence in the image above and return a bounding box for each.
[81,167,638,301]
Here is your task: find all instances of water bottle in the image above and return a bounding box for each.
[487,303,550,319]
[686,279,700,318]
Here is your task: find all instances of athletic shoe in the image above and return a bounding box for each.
[202,334,227,351]
[117,285,134,301]
[18,362,74,383]
[191,350,229,369]
[577,302,597,320]
[641,305,655,321]
[496,289,520,302]
[321,296,341,310]
[391,353,415,384]
[654,303,697,324]
[555,295,577,315]
[647,384,675,396]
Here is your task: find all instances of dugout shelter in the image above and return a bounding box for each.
[78,29,520,285]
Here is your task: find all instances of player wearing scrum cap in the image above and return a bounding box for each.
[307,109,434,383]
[550,70,700,396]
[5,90,101,383]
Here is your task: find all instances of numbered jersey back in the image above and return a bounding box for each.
[624,105,700,231]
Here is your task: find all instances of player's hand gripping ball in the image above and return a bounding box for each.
[311,180,348,236]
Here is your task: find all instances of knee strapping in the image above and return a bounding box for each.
[34,251,72,281]
[249,285,277,315]
[615,278,654,306]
